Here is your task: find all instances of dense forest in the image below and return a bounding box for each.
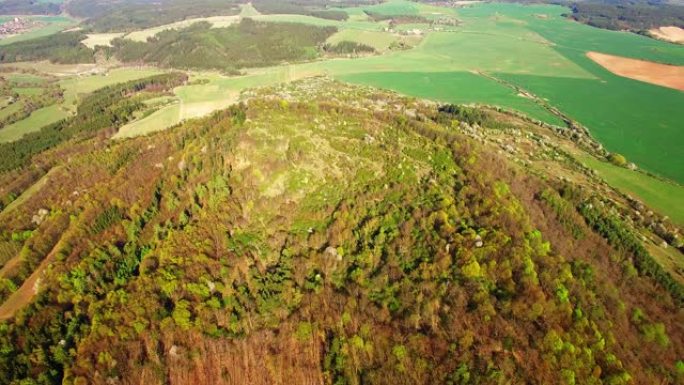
[0,79,681,385]
[567,1,684,30]
[0,18,337,71]
[66,0,242,32]
[0,31,94,65]
[0,0,61,15]
[111,19,337,72]
[324,41,376,55]
[250,0,349,21]
[64,0,381,32]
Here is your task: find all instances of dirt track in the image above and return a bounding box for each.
[587,51,684,91]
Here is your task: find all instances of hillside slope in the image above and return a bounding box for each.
[0,79,682,385]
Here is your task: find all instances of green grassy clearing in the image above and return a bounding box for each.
[0,102,22,121]
[0,68,164,142]
[4,73,48,84]
[81,33,124,48]
[115,102,181,139]
[14,87,43,96]
[0,104,68,142]
[59,68,165,109]
[115,70,282,138]
[577,154,684,226]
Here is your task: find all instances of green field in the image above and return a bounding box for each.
[0,68,165,142]
[578,155,684,227]
[0,104,68,142]
[115,70,280,138]
[59,68,164,109]
[0,16,76,46]
[4,73,47,84]
[318,2,684,184]
[340,71,565,125]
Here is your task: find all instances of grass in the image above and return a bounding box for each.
[0,102,22,120]
[115,71,276,138]
[115,103,181,139]
[4,73,48,84]
[0,104,68,142]
[317,2,684,184]
[0,68,165,142]
[14,87,43,96]
[59,67,164,109]
[339,71,565,125]
[577,154,684,226]
[81,33,124,48]
[361,0,421,16]
[0,16,77,46]
[0,62,100,76]
[645,242,684,285]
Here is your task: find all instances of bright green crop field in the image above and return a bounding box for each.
[339,71,565,125]
[318,2,684,184]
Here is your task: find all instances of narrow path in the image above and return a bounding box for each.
[0,242,60,320]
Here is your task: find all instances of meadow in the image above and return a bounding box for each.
[0,16,76,46]
[0,104,67,142]
[0,68,164,143]
[578,154,684,226]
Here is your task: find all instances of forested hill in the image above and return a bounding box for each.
[0,79,681,385]
[567,1,684,31]
[0,0,62,15]
[0,19,338,72]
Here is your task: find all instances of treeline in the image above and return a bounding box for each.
[251,0,349,21]
[578,199,684,304]
[0,73,187,173]
[67,0,241,32]
[111,19,337,72]
[568,1,684,31]
[436,104,518,130]
[0,31,94,64]
[0,0,61,15]
[323,40,375,55]
[364,10,429,23]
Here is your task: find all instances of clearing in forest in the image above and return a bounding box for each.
[587,51,684,91]
[81,33,124,48]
